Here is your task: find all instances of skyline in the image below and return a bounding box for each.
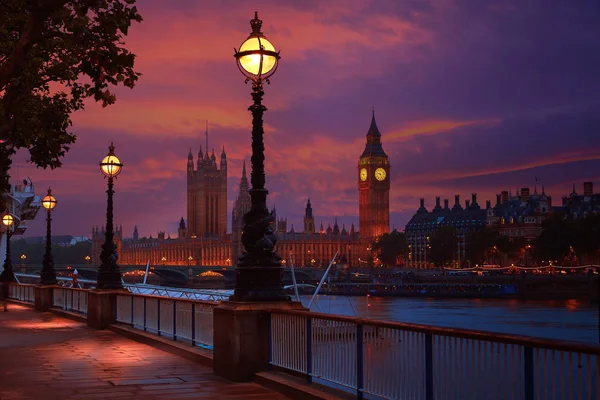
[9,0,600,238]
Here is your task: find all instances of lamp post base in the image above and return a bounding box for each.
[231,266,289,302]
[40,271,57,286]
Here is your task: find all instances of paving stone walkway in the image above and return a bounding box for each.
[0,303,290,399]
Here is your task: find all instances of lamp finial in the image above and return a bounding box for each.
[250,11,263,35]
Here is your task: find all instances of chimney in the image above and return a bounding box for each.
[496,194,501,206]
[444,199,449,209]
[501,190,509,204]
[486,200,491,209]
[584,181,593,196]
[521,187,530,202]
[433,196,441,210]
[453,194,463,210]
[466,199,470,209]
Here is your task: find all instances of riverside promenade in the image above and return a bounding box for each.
[0,303,290,400]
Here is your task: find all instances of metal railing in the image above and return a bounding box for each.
[8,283,35,302]
[123,283,230,302]
[269,310,599,400]
[52,287,88,314]
[115,293,215,348]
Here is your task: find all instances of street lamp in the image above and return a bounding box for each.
[232,12,286,302]
[97,142,124,289]
[85,255,91,264]
[40,188,58,285]
[20,254,26,271]
[1,213,15,282]
[161,256,166,265]
[188,255,194,266]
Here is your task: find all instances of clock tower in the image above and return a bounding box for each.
[358,111,390,240]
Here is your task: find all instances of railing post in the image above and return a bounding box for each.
[143,297,147,332]
[191,302,196,346]
[267,312,272,371]
[306,316,313,384]
[157,299,161,336]
[77,291,81,312]
[357,323,364,400]
[172,300,177,341]
[130,295,134,326]
[425,333,434,400]
[63,288,66,310]
[71,289,74,311]
[524,346,534,400]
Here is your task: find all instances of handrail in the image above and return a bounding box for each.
[117,290,219,306]
[269,308,600,355]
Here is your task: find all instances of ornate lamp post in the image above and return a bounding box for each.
[97,143,124,289]
[232,12,286,301]
[1,213,15,282]
[40,188,58,285]
[85,255,91,264]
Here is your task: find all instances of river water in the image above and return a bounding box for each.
[303,295,598,344]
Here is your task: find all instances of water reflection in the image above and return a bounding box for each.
[303,295,597,344]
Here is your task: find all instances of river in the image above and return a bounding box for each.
[303,295,598,344]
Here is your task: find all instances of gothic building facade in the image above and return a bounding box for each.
[91,225,123,265]
[358,111,390,240]
[102,113,390,268]
[186,126,227,238]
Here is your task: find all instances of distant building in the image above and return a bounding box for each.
[405,194,487,268]
[25,235,90,246]
[112,113,389,268]
[91,225,123,265]
[558,182,600,219]
[358,111,390,240]
[186,124,227,238]
[487,186,552,241]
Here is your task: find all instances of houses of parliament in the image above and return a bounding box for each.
[92,113,391,268]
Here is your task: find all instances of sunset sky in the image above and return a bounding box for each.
[12,0,600,238]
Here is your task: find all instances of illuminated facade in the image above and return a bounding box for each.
[91,225,123,265]
[101,113,390,268]
[358,111,390,240]
[186,125,227,238]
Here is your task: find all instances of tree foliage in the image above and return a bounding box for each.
[533,213,600,264]
[0,0,142,211]
[372,229,407,267]
[429,226,457,267]
[11,238,92,265]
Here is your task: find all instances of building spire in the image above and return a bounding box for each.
[205,120,209,153]
[367,108,381,137]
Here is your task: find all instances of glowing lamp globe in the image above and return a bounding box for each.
[2,214,13,227]
[42,188,57,211]
[234,12,280,82]
[100,142,123,178]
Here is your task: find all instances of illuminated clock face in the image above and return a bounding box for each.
[375,167,386,181]
[360,168,367,182]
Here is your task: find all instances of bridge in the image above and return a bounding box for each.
[3,282,598,399]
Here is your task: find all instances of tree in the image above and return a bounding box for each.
[465,226,503,266]
[372,230,407,267]
[0,0,142,211]
[532,214,573,262]
[429,226,457,267]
